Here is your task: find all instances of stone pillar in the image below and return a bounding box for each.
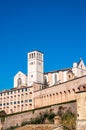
[76,91,86,130]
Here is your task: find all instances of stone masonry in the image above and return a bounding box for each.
[76,91,86,130]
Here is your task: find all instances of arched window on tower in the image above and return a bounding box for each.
[17,78,22,87]
[34,53,35,58]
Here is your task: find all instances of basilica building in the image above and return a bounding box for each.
[0,50,86,114]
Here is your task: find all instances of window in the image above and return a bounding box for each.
[32,53,33,58]
[68,75,70,78]
[14,90,16,94]
[11,96,13,98]
[10,102,12,105]
[34,53,35,58]
[10,91,12,94]
[68,90,71,93]
[14,101,16,104]
[18,101,20,104]
[73,88,75,93]
[54,74,57,84]
[31,75,33,77]
[30,62,34,65]
[29,54,31,59]
[25,88,27,91]
[21,100,23,103]
[29,99,32,102]
[22,89,24,92]
[39,53,40,58]
[4,93,6,96]
[18,89,20,93]
[7,92,9,95]
[17,78,22,87]
[25,100,28,103]
[81,65,82,68]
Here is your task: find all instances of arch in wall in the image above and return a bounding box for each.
[66,70,74,80]
[17,78,22,87]
[78,84,86,91]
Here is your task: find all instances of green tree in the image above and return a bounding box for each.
[57,106,76,130]
[62,110,76,130]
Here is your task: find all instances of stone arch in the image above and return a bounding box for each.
[66,70,74,80]
[17,78,22,87]
[72,88,75,93]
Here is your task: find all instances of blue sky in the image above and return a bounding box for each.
[0,0,86,91]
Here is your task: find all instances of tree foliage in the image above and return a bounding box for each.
[57,106,76,130]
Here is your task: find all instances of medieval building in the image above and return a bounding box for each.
[0,50,86,114]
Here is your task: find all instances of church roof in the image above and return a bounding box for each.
[77,58,82,65]
[44,68,71,74]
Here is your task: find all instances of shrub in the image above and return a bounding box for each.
[47,112,55,123]
[21,121,30,126]
[30,110,55,124]
[61,110,76,130]
[30,117,42,124]
[43,111,48,118]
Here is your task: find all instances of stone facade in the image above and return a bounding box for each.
[27,51,44,86]
[14,71,27,88]
[14,50,86,89]
[0,50,86,115]
[34,76,86,109]
[2,102,76,130]
[0,50,86,129]
[76,91,86,130]
[0,86,33,114]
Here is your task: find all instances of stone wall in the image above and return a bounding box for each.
[76,120,86,130]
[0,120,3,130]
[34,76,86,108]
[2,102,76,130]
[15,124,63,130]
[76,91,86,130]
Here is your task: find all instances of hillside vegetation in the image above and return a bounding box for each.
[5,106,76,130]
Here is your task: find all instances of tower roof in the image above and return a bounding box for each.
[28,50,44,54]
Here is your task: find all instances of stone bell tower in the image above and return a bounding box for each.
[27,50,44,86]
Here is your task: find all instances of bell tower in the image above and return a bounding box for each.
[27,50,44,86]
